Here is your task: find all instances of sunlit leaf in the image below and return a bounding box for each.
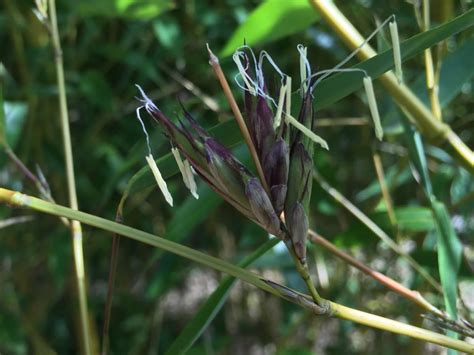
[221,0,319,57]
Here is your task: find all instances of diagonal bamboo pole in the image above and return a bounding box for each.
[308,0,474,171]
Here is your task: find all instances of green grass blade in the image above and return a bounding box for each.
[401,119,433,195]
[413,36,474,107]
[221,0,319,56]
[165,238,279,355]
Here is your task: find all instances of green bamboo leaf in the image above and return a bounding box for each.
[165,238,279,355]
[395,206,436,232]
[417,36,474,107]
[399,93,462,345]
[166,186,222,242]
[221,0,319,57]
[401,119,433,195]
[431,200,462,323]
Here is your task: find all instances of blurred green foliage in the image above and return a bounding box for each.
[1,0,473,354]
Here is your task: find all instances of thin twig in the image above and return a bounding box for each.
[157,62,220,112]
[101,212,122,355]
[4,146,69,226]
[47,0,92,352]
[0,215,34,229]
[308,230,443,316]
[206,44,270,194]
[414,0,442,121]
[313,170,442,293]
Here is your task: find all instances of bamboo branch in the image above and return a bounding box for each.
[0,188,472,353]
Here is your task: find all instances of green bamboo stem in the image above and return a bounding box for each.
[1,188,473,353]
[47,1,92,353]
[416,0,443,121]
[308,0,474,171]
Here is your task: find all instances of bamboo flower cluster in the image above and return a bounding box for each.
[136,26,403,265]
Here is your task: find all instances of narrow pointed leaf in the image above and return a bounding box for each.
[221,0,319,56]
[431,200,462,321]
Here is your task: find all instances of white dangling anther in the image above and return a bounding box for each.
[183,159,199,199]
[274,81,287,129]
[285,114,329,150]
[389,21,403,83]
[146,154,173,207]
[171,147,199,199]
[363,76,383,140]
[285,76,292,122]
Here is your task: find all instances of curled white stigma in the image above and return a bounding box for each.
[135,84,160,114]
[389,20,403,83]
[233,51,257,95]
[363,76,383,140]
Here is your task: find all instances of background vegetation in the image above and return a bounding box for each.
[1,0,473,354]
